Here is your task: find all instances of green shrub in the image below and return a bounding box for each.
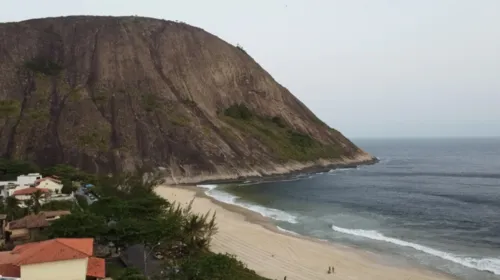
[0,158,39,181]
[224,104,253,120]
[220,107,342,161]
[0,100,21,118]
[24,57,63,76]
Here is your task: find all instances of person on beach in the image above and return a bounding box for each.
[332,265,335,273]
[328,266,332,274]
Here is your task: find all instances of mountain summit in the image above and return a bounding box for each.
[0,16,374,183]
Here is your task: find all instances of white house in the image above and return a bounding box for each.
[11,187,50,207]
[0,173,43,198]
[34,177,63,194]
[17,173,42,186]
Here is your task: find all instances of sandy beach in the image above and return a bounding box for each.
[155,185,455,280]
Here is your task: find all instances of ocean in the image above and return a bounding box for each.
[197,138,500,280]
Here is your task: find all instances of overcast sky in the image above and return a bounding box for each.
[1,0,499,138]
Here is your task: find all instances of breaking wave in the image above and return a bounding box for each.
[196,185,298,224]
[331,225,500,275]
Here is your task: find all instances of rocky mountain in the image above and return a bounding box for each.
[0,16,375,183]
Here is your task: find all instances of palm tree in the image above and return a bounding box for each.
[5,196,20,221]
[23,199,34,216]
[31,190,46,214]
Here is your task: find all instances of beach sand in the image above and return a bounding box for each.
[155,185,455,280]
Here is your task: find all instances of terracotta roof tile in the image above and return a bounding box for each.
[12,187,49,196]
[0,238,103,278]
[0,263,20,278]
[13,238,94,266]
[87,257,106,278]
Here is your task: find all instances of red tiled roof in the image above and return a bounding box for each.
[87,257,106,278]
[0,238,104,278]
[0,263,20,278]
[12,187,49,196]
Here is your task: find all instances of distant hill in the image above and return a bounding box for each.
[0,16,375,183]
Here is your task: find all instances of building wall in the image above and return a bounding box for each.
[9,228,30,240]
[20,258,88,280]
[17,173,42,186]
[37,180,63,194]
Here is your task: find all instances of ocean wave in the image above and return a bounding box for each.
[196,185,298,224]
[328,167,358,174]
[331,225,500,275]
[276,226,301,236]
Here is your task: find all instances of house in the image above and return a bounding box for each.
[4,211,71,242]
[11,188,50,207]
[0,173,43,195]
[34,177,63,194]
[0,238,105,280]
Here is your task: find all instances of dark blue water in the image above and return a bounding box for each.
[199,138,500,280]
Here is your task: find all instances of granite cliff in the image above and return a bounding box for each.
[0,16,375,183]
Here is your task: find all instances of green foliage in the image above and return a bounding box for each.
[77,129,110,151]
[0,158,39,181]
[25,108,49,122]
[24,57,63,76]
[42,164,95,183]
[75,194,89,210]
[141,93,160,112]
[173,252,268,280]
[271,116,286,128]
[0,100,21,118]
[61,179,74,194]
[116,268,148,280]
[220,109,342,161]
[224,104,253,120]
[236,44,247,54]
[41,200,75,211]
[47,211,107,239]
[169,114,191,127]
[5,196,23,221]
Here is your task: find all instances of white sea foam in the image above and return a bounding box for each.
[328,168,357,174]
[331,225,500,275]
[196,185,298,224]
[276,226,301,236]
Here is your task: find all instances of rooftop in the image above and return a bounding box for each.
[12,187,49,196]
[7,211,71,230]
[0,238,105,278]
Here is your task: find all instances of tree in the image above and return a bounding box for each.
[172,253,267,280]
[109,215,183,276]
[0,159,38,181]
[47,211,107,239]
[30,190,46,214]
[5,196,21,221]
[61,179,74,194]
[23,199,34,216]
[116,268,148,280]
[41,200,74,211]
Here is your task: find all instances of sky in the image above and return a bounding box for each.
[1,0,499,138]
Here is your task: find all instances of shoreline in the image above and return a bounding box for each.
[156,184,457,280]
[164,153,379,185]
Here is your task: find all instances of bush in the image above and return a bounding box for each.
[0,158,39,181]
[224,104,253,120]
[24,57,63,76]
[0,100,21,118]
[175,252,268,280]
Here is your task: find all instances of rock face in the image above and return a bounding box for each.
[0,16,375,183]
